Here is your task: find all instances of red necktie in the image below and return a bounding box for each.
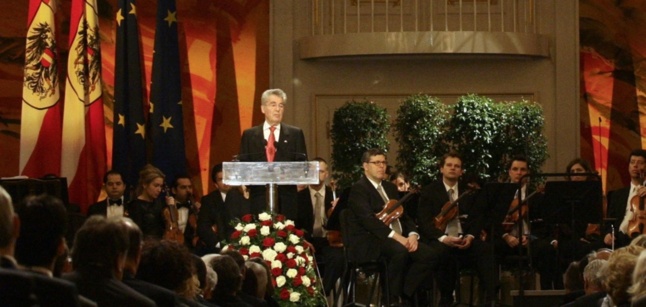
[266,126,276,162]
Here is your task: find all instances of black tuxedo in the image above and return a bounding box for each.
[346,175,440,298]
[417,180,497,302]
[122,271,180,307]
[198,188,250,254]
[63,269,155,307]
[606,186,632,247]
[87,198,126,218]
[239,123,307,217]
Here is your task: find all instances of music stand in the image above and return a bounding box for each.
[222,161,320,213]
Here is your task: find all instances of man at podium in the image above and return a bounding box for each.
[238,88,308,218]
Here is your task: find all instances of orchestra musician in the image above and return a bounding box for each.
[605,149,646,249]
[345,149,440,305]
[417,152,497,307]
[169,175,200,251]
[126,165,166,240]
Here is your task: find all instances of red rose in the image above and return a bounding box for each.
[286,246,297,254]
[284,224,295,232]
[294,229,304,237]
[271,267,283,277]
[241,214,253,223]
[261,220,273,227]
[271,278,277,287]
[307,287,314,295]
[298,267,306,276]
[286,259,297,268]
[276,230,288,238]
[230,230,242,240]
[247,229,258,237]
[276,253,287,263]
[239,247,249,255]
[250,252,261,258]
[262,237,275,247]
[292,276,303,287]
[275,214,286,222]
[280,288,290,300]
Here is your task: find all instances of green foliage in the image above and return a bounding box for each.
[394,94,449,186]
[445,94,502,180]
[331,99,390,189]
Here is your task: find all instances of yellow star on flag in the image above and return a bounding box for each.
[149,101,154,113]
[116,8,124,26]
[160,116,174,133]
[164,10,177,27]
[129,3,137,16]
[135,122,146,139]
[118,114,125,126]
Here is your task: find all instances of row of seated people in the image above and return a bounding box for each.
[0,186,285,306]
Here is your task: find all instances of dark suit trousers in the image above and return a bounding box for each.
[380,238,440,298]
[435,239,497,300]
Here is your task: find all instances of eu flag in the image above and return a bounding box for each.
[112,0,146,188]
[150,0,186,184]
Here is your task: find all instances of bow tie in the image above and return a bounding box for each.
[108,199,123,206]
[176,201,191,209]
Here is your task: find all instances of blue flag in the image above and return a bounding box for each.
[112,0,147,188]
[150,0,186,184]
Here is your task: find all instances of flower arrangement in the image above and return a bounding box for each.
[223,212,327,306]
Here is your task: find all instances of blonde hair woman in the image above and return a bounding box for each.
[126,164,166,239]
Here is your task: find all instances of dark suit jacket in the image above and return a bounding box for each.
[296,186,334,237]
[198,188,250,249]
[0,267,38,306]
[63,269,155,307]
[122,271,180,307]
[606,187,632,246]
[345,176,418,263]
[239,123,307,216]
[417,180,484,242]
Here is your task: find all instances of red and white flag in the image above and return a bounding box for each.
[61,0,106,209]
[20,0,63,177]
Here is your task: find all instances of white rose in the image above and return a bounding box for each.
[274,242,287,253]
[273,222,285,230]
[260,226,271,236]
[258,212,272,221]
[271,260,282,269]
[276,276,286,288]
[284,220,295,227]
[289,234,300,244]
[262,249,278,262]
[302,276,311,287]
[289,292,301,302]
[243,223,257,232]
[286,268,298,278]
[295,245,304,253]
[287,252,294,259]
[221,245,230,252]
[296,256,305,265]
[234,223,243,231]
[240,236,250,245]
[242,255,249,261]
[249,245,261,254]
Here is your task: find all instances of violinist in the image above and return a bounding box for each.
[417,152,498,307]
[169,175,200,251]
[605,149,646,249]
[126,164,166,240]
[346,149,440,304]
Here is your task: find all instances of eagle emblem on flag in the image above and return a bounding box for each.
[23,22,59,103]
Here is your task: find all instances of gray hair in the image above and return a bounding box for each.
[0,186,14,248]
[584,259,607,289]
[261,89,287,105]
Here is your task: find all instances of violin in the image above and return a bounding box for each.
[162,185,185,244]
[434,183,480,231]
[186,194,200,248]
[502,186,544,232]
[627,175,646,238]
[376,190,418,225]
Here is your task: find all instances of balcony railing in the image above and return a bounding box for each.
[300,0,547,59]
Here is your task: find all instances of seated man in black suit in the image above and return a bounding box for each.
[238,88,308,217]
[63,216,155,306]
[169,175,200,251]
[417,152,497,306]
[0,187,89,306]
[117,217,182,307]
[87,170,127,218]
[199,163,251,254]
[296,157,344,295]
[346,148,441,305]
